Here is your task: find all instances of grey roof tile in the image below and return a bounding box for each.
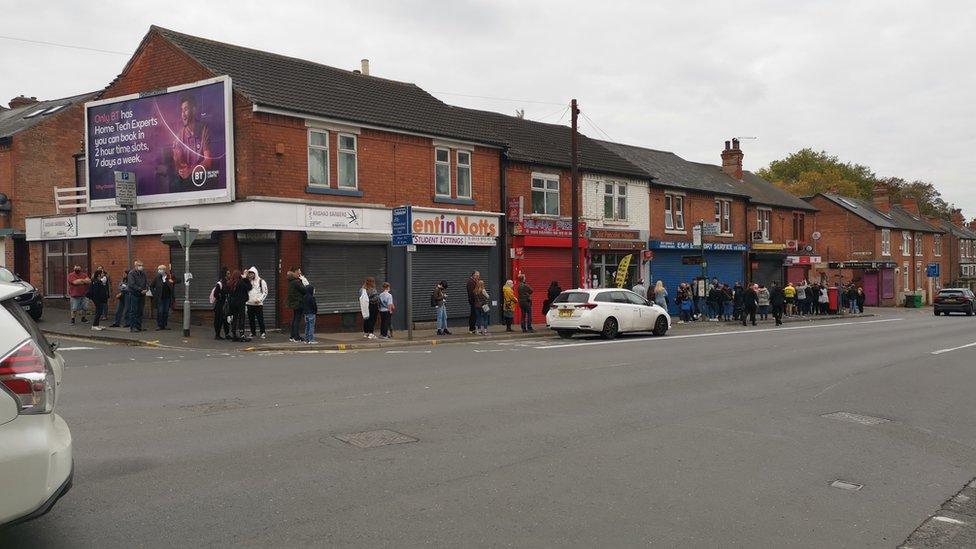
[0,92,95,140]
[738,170,818,211]
[596,141,748,197]
[817,194,942,233]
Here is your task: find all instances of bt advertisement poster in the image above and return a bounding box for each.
[85,76,234,208]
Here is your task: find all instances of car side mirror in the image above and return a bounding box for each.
[50,341,59,353]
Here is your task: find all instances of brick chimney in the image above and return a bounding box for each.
[872,183,890,212]
[899,197,920,216]
[9,95,38,109]
[721,138,744,180]
[950,208,965,226]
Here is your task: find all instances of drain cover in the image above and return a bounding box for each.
[830,480,864,491]
[334,429,418,449]
[821,411,889,425]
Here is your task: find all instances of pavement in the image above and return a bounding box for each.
[5,306,975,547]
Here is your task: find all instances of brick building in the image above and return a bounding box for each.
[0,92,94,288]
[932,209,976,290]
[804,185,945,305]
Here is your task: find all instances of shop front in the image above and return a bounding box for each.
[648,240,747,314]
[749,242,788,286]
[510,218,587,325]
[784,254,822,285]
[588,229,646,290]
[826,260,896,306]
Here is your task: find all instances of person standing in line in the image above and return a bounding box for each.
[474,279,490,335]
[732,281,744,321]
[466,271,481,334]
[770,281,786,326]
[67,265,92,324]
[784,282,796,316]
[856,287,866,314]
[720,283,733,321]
[126,261,148,332]
[677,283,693,324]
[361,276,380,339]
[757,284,771,320]
[109,269,130,328]
[517,273,534,333]
[285,268,306,342]
[227,269,252,342]
[741,283,759,327]
[245,267,268,339]
[544,281,563,314]
[431,280,450,335]
[846,284,858,314]
[795,280,808,316]
[653,280,668,309]
[150,264,176,330]
[706,282,722,321]
[379,282,395,339]
[87,267,110,331]
[303,282,318,345]
[211,267,231,340]
[502,280,517,332]
[632,279,648,300]
[807,283,819,315]
[819,284,830,314]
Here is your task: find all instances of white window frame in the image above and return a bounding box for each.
[307,129,330,187]
[934,234,942,257]
[915,233,923,257]
[531,173,560,216]
[456,150,472,199]
[665,193,684,232]
[604,181,627,221]
[881,229,891,256]
[336,133,358,189]
[715,199,732,235]
[902,231,911,257]
[903,261,910,291]
[434,147,451,197]
[757,208,772,242]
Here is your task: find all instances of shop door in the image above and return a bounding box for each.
[881,268,895,300]
[752,257,784,287]
[170,243,219,311]
[411,246,491,322]
[240,242,279,328]
[520,247,572,325]
[862,271,879,306]
[303,243,387,313]
[13,238,29,282]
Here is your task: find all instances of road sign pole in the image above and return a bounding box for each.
[406,245,414,341]
[699,220,706,282]
[125,206,133,270]
[183,241,191,337]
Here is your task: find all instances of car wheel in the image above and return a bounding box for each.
[601,317,619,340]
[556,329,574,339]
[968,306,974,317]
[652,316,668,336]
[934,309,941,316]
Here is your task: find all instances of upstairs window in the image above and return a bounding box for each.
[604,182,627,221]
[531,175,560,216]
[715,199,732,234]
[456,150,472,199]
[915,233,923,256]
[337,134,358,189]
[792,212,805,241]
[757,209,771,241]
[934,234,942,256]
[665,193,684,230]
[307,130,330,187]
[881,229,891,256]
[435,148,451,197]
[902,231,911,256]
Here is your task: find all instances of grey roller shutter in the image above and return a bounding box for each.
[303,243,387,313]
[240,242,279,328]
[411,246,491,321]
[170,243,219,310]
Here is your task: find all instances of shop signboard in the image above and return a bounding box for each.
[785,255,822,265]
[827,261,897,269]
[391,206,412,247]
[85,75,234,209]
[513,218,585,238]
[649,240,748,252]
[752,242,787,251]
[506,197,523,223]
[306,205,364,229]
[40,216,77,238]
[409,210,498,246]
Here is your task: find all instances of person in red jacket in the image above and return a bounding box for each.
[67,265,92,324]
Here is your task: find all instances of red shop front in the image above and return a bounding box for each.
[510,218,588,325]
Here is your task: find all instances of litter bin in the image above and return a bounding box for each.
[912,293,923,308]
[905,293,923,308]
[827,286,839,313]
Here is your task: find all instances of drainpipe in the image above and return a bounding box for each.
[499,149,510,286]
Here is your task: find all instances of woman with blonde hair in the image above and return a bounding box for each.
[360,276,379,339]
[653,280,668,308]
[473,279,490,335]
[502,280,517,332]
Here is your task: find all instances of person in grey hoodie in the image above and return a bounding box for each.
[126,260,148,332]
[245,267,269,339]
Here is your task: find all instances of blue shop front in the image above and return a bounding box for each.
[648,240,748,315]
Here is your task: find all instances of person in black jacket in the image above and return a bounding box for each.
[285,268,306,342]
[150,264,177,330]
[227,269,252,342]
[769,281,786,326]
[741,283,759,326]
[87,267,110,330]
[543,281,563,314]
[706,283,723,321]
[732,282,744,321]
[212,267,231,340]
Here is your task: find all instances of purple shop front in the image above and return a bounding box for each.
[85,76,234,208]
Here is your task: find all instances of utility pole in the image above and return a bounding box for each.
[699,219,707,282]
[570,99,580,289]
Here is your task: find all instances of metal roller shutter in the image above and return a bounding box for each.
[752,256,783,287]
[170,243,219,310]
[521,247,573,325]
[303,243,387,313]
[705,251,745,289]
[649,250,744,314]
[411,246,491,321]
[240,242,279,328]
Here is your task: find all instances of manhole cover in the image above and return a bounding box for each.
[334,429,418,449]
[821,411,889,425]
[830,480,864,491]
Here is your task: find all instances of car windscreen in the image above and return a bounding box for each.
[0,268,16,283]
[938,290,964,296]
[553,292,590,304]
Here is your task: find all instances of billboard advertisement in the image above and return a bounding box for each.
[85,76,234,209]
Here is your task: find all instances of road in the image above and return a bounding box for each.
[3,308,976,547]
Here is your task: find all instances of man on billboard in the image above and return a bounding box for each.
[171,94,212,190]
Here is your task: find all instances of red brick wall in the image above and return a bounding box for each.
[647,186,748,244]
[804,196,878,261]
[505,163,573,218]
[745,205,814,244]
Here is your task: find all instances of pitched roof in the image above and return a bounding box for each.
[596,141,748,197]
[152,26,503,147]
[815,194,942,233]
[0,92,96,140]
[936,219,976,240]
[738,171,818,211]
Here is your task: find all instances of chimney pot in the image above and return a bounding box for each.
[720,138,744,180]
[724,140,731,150]
[732,138,740,150]
[361,59,370,76]
[9,95,39,109]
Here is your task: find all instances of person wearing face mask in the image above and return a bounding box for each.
[67,265,92,325]
[87,267,110,330]
[150,264,176,330]
[126,260,149,332]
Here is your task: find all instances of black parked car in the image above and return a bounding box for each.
[0,267,43,320]
[933,288,975,316]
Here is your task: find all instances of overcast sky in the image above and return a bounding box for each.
[3,1,974,217]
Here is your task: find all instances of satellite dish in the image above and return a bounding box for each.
[811,231,822,241]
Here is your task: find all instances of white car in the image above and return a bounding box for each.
[546,288,671,339]
[0,282,72,528]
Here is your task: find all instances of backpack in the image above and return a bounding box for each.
[209,281,221,305]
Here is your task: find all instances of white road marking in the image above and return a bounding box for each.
[386,350,432,354]
[931,341,976,355]
[56,346,97,351]
[535,318,904,350]
[473,349,504,353]
[933,515,969,526]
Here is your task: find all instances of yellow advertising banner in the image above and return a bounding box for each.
[614,254,633,288]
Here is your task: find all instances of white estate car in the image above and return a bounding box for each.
[546,288,671,339]
[0,282,72,528]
